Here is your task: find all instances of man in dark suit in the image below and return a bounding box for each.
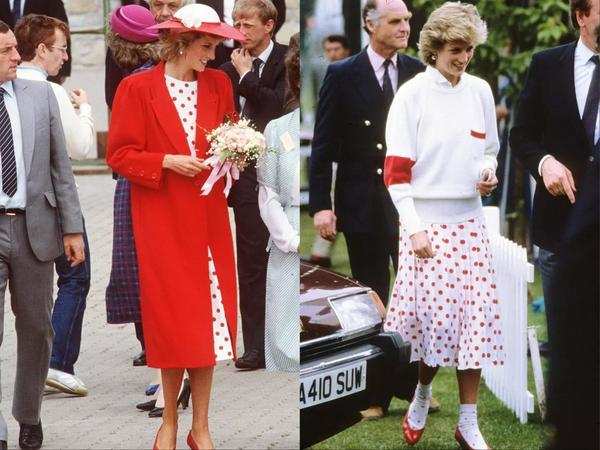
[202,0,286,68]
[309,0,426,418]
[509,0,599,357]
[0,0,70,80]
[219,0,287,370]
[310,0,424,307]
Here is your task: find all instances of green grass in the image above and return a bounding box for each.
[300,210,552,449]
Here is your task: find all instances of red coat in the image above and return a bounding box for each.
[107,62,238,368]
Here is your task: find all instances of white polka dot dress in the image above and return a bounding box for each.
[166,74,197,155]
[165,75,233,361]
[384,216,505,370]
[208,248,233,361]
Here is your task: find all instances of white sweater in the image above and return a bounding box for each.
[17,65,94,160]
[384,66,499,236]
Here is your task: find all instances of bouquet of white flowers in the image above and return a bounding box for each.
[200,118,267,196]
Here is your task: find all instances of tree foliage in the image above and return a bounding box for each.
[413,0,577,102]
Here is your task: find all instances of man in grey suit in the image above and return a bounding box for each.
[0,20,84,450]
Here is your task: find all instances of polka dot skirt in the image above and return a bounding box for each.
[165,74,197,155]
[384,216,505,370]
[208,248,233,361]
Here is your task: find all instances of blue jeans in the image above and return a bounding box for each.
[538,247,558,348]
[50,220,91,375]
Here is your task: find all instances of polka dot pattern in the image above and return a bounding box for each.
[165,75,197,155]
[208,248,233,361]
[384,216,505,370]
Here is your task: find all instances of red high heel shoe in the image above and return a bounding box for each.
[187,431,199,450]
[402,414,425,445]
[454,427,492,450]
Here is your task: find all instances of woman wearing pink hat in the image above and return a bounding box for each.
[106,4,245,449]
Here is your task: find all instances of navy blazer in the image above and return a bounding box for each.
[309,49,424,235]
[510,42,596,252]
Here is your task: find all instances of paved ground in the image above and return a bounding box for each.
[1,174,299,449]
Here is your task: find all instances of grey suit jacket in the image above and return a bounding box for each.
[14,78,83,262]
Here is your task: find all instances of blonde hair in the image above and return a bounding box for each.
[418,2,488,66]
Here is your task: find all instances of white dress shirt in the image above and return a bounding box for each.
[223,0,234,48]
[0,80,26,209]
[8,0,25,16]
[239,39,274,113]
[17,64,94,160]
[367,45,399,92]
[538,38,600,174]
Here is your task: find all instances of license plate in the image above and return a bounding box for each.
[300,361,367,409]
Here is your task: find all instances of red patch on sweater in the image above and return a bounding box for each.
[384,155,415,186]
[470,130,486,139]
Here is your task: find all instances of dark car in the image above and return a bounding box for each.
[300,262,414,448]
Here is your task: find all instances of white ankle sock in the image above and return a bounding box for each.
[458,404,488,449]
[407,382,431,429]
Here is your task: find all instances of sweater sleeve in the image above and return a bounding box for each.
[384,87,425,237]
[51,83,95,160]
[480,82,499,177]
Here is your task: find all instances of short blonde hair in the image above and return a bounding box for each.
[418,2,488,66]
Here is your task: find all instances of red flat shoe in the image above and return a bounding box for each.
[454,428,492,450]
[402,414,425,445]
[187,431,198,450]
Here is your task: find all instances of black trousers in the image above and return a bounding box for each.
[233,203,269,356]
[344,231,399,306]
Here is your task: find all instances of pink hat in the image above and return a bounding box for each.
[149,4,245,42]
[110,5,159,43]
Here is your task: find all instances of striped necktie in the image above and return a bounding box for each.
[0,87,17,197]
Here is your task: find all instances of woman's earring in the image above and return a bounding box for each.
[179,49,184,56]
[431,55,437,61]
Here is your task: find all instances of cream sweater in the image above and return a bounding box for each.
[384,66,499,236]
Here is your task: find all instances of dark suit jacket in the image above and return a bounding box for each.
[309,49,425,235]
[1,0,71,77]
[219,41,288,206]
[204,0,287,69]
[510,42,596,252]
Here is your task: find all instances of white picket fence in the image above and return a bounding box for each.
[482,207,535,424]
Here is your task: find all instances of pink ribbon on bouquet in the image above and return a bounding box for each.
[200,155,240,197]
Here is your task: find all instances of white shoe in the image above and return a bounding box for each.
[45,368,88,396]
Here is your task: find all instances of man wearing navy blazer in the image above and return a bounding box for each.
[509,0,599,356]
[0,0,70,79]
[310,0,424,306]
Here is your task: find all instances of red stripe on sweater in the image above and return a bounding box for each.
[384,155,415,187]
[470,130,486,139]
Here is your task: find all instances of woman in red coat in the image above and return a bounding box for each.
[107,4,245,449]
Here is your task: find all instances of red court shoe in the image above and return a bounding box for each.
[402,414,425,445]
[187,431,199,450]
[454,427,492,450]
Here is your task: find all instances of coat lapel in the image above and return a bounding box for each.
[559,43,590,151]
[14,80,35,176]
[149,62,190,155]
[351,49,384,107]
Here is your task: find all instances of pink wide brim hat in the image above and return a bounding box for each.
[148,4,245,42]
[110,5,159,43]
